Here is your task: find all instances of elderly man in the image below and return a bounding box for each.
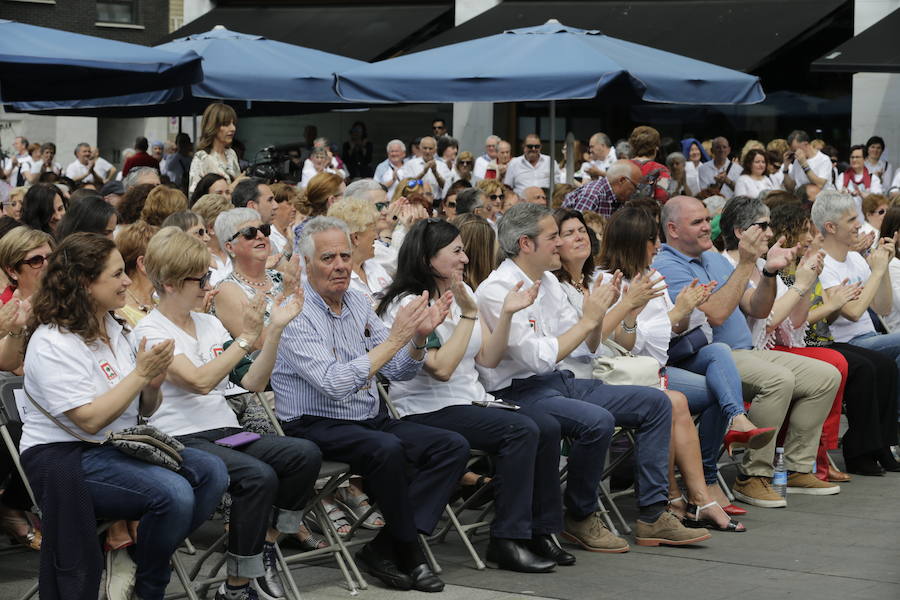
[2,136,31,187]
[698,137,743,198]
[497,140,513,181]
[474,135,501,179]
[399,136,449,200]
[562,160,640,216]
[123,166,161,191]
[504,135,563,197]
[65,142,104,186]
[374,139,406,199]
[477,202,707,550]
[786,130,834,192]
[654,196,841,508]
[522,187,548,206]
[814,191,900,457]
[91,146,117,183]
[577,132,617,181]
[272,217,469,592]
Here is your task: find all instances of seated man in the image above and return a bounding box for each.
[272,216,470,593]
[476,202,708,549]
[654,196,841,508]
[813,190,900,457]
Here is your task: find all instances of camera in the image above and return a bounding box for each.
[247,145,294,183]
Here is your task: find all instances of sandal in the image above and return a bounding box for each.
[684,501,746,532]
[336,488,385,530]
[286,522,328,551]
[1,511,41,551]
[320,498,352,537]
[455,474,493,509]
[667,494,688,520]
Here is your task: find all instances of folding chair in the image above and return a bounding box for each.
[377,382,488,571]
[0,377,200,600]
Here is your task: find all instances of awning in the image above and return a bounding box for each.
[414,0,847,73]
[812,7,900,72]
[159,3,451,62]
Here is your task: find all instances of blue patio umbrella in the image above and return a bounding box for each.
[9,26,366,116]
[0,20,202,102]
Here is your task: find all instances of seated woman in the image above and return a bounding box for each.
[54,195,117,241]
[734,149,780,199]
[21,183,66,236]
[162,210,211,244]
[140,186,189,227]
[114,221,160,327]
[858,193,889,252]
[555,207,759,529]
[451,213,498,290]
[327,196,392,306]
[20,232,229,600]
[770,201,899,476]
[292,172,345,256]
[190,172,232,207]
[136,227,321,600]
[3,186,25,220]
[376,218,568,572]
[192,193,235,284]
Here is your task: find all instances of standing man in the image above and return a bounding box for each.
[91,146,117,184]
[399,136,449,201]
[504,134,563,197]
[122,137,160,177]
[273,217,469,592]
[474,135,501,179]
[65,142,104,186]
[698,137,743,198]
[374,139,406,200]
[786,130,834,192]
[2,136,32,187]
[431,118,448,139]
[577,132,617,181]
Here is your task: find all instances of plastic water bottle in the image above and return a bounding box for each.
[772,447,788,498]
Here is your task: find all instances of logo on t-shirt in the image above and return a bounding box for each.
[211,345,225,357]
[99,361,118,381]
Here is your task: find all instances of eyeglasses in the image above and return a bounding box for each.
[192,228,207,238]
[623,176,638,188]
[489,194,503,200]
[184,271,212,289]
[525,144,541,150]
[445,201,457,208]
[228,223,271,242]
[375,201,389,212]
[749,221,771,230]
[458,160,473,166]
[17,255,47,269]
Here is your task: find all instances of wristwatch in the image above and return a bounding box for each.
[235,337,252,354]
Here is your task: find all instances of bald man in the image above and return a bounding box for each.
[698,137,742,198]
[522,186,548,206]
[399,135,450,199]
[577,132,617,181]
[562,160,641,216]
[474,134,501,179]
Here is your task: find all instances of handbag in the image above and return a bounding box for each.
[24,389,185,471]
[666,326,709,366]
[591,339,663,389]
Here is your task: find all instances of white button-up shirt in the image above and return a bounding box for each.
[575,148,618,181]
[698,160,744,198]
[503,154,563,196]
[398,156,451,200]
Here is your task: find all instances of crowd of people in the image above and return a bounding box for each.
[2,102,900,600]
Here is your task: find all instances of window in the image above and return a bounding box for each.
[97,1,138,25]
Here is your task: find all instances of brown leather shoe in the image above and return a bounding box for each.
[826,465,851,482]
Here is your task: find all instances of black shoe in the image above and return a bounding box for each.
[407,563,444,593]
[876,448,900,472]
[355,544,412,590]
[844,454,885,476]
[253,542,285,600]
[486,538,556,573]
[526,534,576,566]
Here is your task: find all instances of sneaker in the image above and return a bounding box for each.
[634,511,711,547]
[104,547,136,600]
[733,476,787,508]
[254,542,286,600]
[561,511,630,553]
[786,472,840,495]
[215,583,259,600]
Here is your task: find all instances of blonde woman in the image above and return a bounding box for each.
[191,193,235,282]
[140,186,189,227]
[188,103,241,195]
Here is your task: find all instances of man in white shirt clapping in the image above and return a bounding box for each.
[504,134,563,197]
[399,136,449,201]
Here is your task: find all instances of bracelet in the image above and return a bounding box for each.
[412,340,428,350]
[802,165,811,173]
[782,169,789,175]
[789,285,808,296]
[6,328,25,338]
[761,268,778,278]
[459,314,478,321]
[621,321,637,334]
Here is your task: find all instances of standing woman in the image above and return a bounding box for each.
[864,136,892,188]
[19,232,228,600]
[840,145,883,218]
[189,103,241,196]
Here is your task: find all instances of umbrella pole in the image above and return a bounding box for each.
[178,116,183,135]
[549,99,556,199]
[192,114,197,143]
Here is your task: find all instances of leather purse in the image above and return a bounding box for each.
[591,339,663,389]
[666,326,709,366]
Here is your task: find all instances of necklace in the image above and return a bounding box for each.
[233,270,269,288]
[572,280,586,295]
[126,289,152,314]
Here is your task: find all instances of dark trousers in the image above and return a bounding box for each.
[282,410,469,543]
[407,404,562,539]
[0,421,32,510]
[493,371,672,513]
[178,428,322,567]
[830,342,899,458]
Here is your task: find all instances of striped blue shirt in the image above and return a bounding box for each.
[272,282,424,421]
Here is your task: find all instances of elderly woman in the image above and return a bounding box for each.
[20,232,228,600]
[114,221,160,327]
[292,172,345,256]
[135,227,319,600]
[21,183,65,236]
[629,126,670,203]
[191,193,235,283]
[666,152,689,197]
[327,196,392,306]
[3,187,25,220]
[555,207,753,528]
[162,210,211,243]
[140,185,189,227]
[734,149,780,199]
[189,103,240,195]
[858,193,889,250]
[300,148,341,189]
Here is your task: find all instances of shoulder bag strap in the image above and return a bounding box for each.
[22,387,101,445]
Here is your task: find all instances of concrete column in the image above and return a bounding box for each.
[851,0,900,166]
[451,0,501,154]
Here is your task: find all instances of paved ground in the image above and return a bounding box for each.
[2,454,900,600]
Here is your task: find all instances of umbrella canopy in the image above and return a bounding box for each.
[334,20,765,105]
[0,20,202,102]
[9,26,366,116]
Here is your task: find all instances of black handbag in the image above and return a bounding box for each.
[667,326,710,365]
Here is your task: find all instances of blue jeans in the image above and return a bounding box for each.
[849,331,900,420]
[666,366,728,484]
[673,342,746,420]
[82,446,229,600]
[493,370,672,512]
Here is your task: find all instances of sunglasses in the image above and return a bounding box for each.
[445,201,457,208]
[489,194,503,200]
[184,271,212,289]
[407,179,425,188]
[525,144,541,150]
[375,201,389,212]
[458,160,473,166]
[17,255,47,269]
[228,224,271,242]
[749,221,771,230]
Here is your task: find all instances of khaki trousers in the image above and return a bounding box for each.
[731,349,841,476]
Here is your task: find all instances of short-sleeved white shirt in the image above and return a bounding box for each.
[65,160,102,184]
[789,150,834,189]
[398,156,451,200]
[349,259,392,308]
[134,310,240,436]
[697,160,743,198]
[503,154,563,196]
[382,287,491,417]
[819,251,876,342]
[733,174,779,199]
[20,315,140,453]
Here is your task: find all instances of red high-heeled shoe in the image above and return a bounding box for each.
[722,504,747,516]
[723,427,776,456]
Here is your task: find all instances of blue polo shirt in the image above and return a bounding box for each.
[652,244,753,350]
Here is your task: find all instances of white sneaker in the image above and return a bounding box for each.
[104,547,136,600]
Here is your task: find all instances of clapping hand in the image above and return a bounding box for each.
[795,248,825,290]
[450,274,478,316]
[852,229,876,254]
[501,280,540,315]
[0,298,20,337]
[239,294,266,343]
[135,337,175,385]
[825,277,861,310]
[621,270,666,311]
[419,290,453,337]
[269,286,304,330]
[582,271,622,325]
[674,278,715,314]
[763,236,799,273]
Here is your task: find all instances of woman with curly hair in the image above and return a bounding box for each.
[117,183,156,226]
[140,186,189,227]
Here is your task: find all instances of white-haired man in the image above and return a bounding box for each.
[474,135,501,179]
[374,139,406,199]
[576,132,617,181]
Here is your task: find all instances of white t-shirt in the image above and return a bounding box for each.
[20,315,140,453]
[269,226,288,256]
[885,256,900,333]
[65,160,102,184]
[349,259,392,308]
[685,161,702,197]
[819,251,876,342]
[473,155,492,180]
[382,287,491,417]
[865,158,892,190]
[300,157,347,188]
[697,160,743,198]
[27,160,63,181]
[789,150,834,189]
[733,174,779,199]
[94,156,114,181]
[134,310,240,436]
